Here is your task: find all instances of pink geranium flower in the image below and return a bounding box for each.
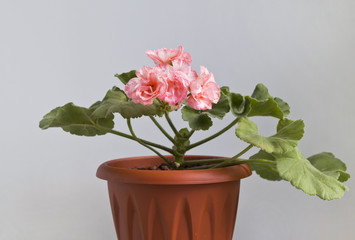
[171,60,197,85]
[156,64,189,106]
[186,66,220,110]
[125,66,167,105]
[146,46,192,65]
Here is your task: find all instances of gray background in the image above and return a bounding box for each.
[1,0,354,239]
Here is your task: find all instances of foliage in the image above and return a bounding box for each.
[39,46,349,200]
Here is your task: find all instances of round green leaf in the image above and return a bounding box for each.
[308,152,350,182]
[246,97,284,119]
[247,84,290,119]
[235,117,305,154]
[114,70,137,85]
[181,106,213,130]
[249,150,282,181]
[251,83,271,100]
[275,148,348,200]
[39,103,114,136]
[205,93,230,119]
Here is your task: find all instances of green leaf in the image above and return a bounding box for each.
[337,170,351,183]
[220,86,230,95]
[180,93,230,130]
[276,118,294,132]
[177,128,190,138]
[246,84,290,119]
[275,148,348,200]
[181,106,213,130]
[251,83,272,100]
[114,70,137,85]
[174,128,191,149]
[219,86,250,117]
[39,102,114,136]
[235,117,305,154]
[249,150,282,181]
[246,96,284,119]
[308,152,350,182]
[204,93,230,119]
[92,87,164,119]
[229,93,250,117]
[274,97,290,117]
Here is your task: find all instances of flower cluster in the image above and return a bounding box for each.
[124,46,220,110]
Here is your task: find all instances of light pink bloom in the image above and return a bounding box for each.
[155,64,189,106]
[187,66,220,110]
[171,60,197,85]
[179,51,192,63]
[146,46,192,65]
[125,66,167,105]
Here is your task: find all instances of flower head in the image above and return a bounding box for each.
[186,66,220,110]
[156,64,189,106]
[171,59,197,85]
[125,66,167,105]
[146,46,192,65]
[127,47,219,110]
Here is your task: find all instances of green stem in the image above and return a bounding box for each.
[188,158,275,170]
[211,145,253,169]
[186,130,195,139]
[126,119,173,167]
[149,116,176,144]
[105,128,174,154]
[233,144,254,159]
[165,112,180,137]
[186,117,240,150]
[213,159,276,169]
[181,158,228,166]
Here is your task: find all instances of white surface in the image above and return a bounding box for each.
[1,0,354,239]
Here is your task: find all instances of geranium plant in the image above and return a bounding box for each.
[39,46,350,200]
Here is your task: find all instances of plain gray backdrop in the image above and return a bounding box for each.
[1,0,354,239]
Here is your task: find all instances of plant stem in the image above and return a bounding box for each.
[149,116,176,144]
[165,112,180,137]
[213,159,276,168]
[126,119,173,167]
[187,158,275,170]
[181,158,228,166]
[210,145,253,169]
[186,117,240,150]
[186,130,195,139]
[104,128,174,154]
[233,144,254,159]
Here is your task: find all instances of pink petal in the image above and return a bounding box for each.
[124,66,168,105]
[187,66,220,110]
[172,59,198,85]
[146,46,192,65]
[186,95,212,110]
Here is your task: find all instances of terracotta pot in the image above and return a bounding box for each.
[97,155,251,240]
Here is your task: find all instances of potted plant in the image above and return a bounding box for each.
[39,46,350,240]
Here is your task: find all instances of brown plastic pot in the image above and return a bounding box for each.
[96,155,251,240]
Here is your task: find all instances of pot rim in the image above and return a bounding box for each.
[96,155,252,185]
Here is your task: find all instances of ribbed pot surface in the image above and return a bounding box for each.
[97,155,251,240]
